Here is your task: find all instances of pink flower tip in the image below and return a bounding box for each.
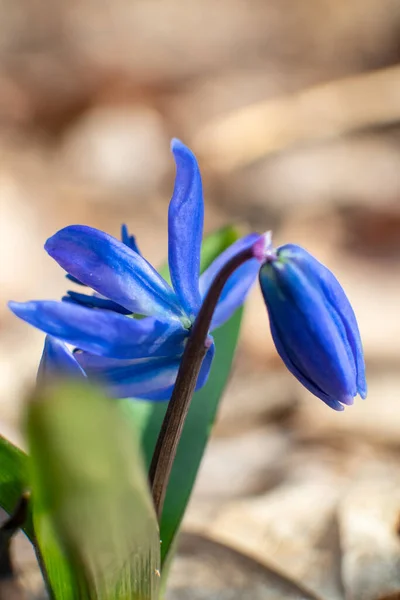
[252,231,276,263]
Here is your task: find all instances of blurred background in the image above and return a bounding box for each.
[2,1,400,598]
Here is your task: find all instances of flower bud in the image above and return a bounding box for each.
[259,244,366,410]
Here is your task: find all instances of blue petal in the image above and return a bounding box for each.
[278,244,367,399]
[65,225,141,287]
[259,259,358,407]
[66,273,86,286]
[121,224,141,254]
[38,335,86,383]
[9,300,187,359]
[268,316,345,411]
[199,233,261,330]
[168,139,203,318]
[45,225,185,322]
[77,342,215,400]
[63,291,131,315]
[196,341,215,389]
[78,354,181,400]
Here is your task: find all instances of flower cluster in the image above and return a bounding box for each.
[9,140,366,410]
[10,140,261,400]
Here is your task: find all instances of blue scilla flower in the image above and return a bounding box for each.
[259,243,367,411]
[9,140,261,400]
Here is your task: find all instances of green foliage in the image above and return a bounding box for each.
[27,381,160,600]
[0,435,33,539]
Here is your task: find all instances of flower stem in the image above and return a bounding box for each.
[149,246,255,520]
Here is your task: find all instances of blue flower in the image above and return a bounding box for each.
[37,335,86,383]
[9,140,261,400]
[259,244,367,411]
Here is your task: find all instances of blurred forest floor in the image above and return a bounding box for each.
[2,1,400,598]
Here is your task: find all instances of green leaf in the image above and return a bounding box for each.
[32,514,79,599]
[121,225,245,569]
[0,435,33,540]
[199,226,239,274]
[27,381,160,600]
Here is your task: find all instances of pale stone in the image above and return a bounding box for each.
[215,367,298,436]
[339,472,400,600]
[59,105,169,196]
[199,477,346,600]
[224,137,400,216]
[167,532,322,600]
[192,428,290,500]
[296,370,400,446]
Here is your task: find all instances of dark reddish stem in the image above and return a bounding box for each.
[149,246,255,520]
